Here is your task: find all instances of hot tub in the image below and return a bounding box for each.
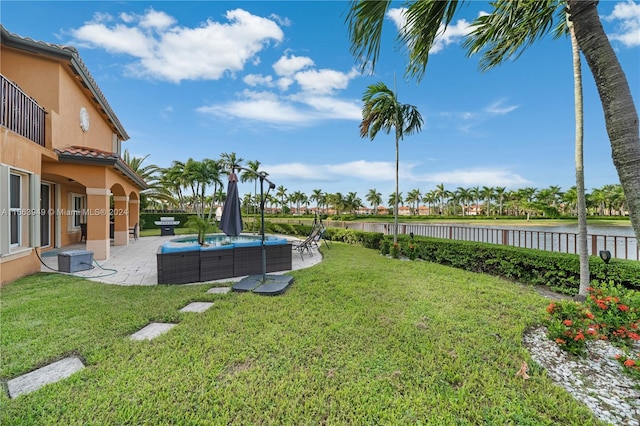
[156,234,292,284]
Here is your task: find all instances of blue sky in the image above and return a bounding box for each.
[2,1,639,205]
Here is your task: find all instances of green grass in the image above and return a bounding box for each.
[1,244,604,424]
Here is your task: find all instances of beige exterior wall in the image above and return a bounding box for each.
[1,37,144,286]
[2,48,116,153]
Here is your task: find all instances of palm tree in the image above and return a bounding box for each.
[220,152,244,173]
[276,185,288,215]
[481,186,494,216]
[347,0,639,240]
[422,190,437,215]
[310,189,324,214]
[241,160,261,214]
[345,192,362,215]
[434,183,448,215]
[360,81,423,243]
[366,188,382,215]
[494,186,507,216]
[387,192,403,217]
[455,187,471,216]
[406,188,422,215]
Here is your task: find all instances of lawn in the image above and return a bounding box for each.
[1,243,604,424]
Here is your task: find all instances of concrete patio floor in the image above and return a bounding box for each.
[39,234,323,286]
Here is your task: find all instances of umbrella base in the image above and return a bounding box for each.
[232,274,294,296]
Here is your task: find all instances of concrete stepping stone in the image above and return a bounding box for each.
[207,287,231,294]
[7,356,85,398]
[179,302,214,313]
[130,323,176,341]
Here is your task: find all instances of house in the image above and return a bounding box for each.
[0,26,147,285]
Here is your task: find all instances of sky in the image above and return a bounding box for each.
[2,1,639,206]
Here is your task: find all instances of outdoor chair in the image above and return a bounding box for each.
[129,222,139,241]
[292,226,322,260]
[80,223,87,242]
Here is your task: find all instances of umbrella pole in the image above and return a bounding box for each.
[260,174,267,283]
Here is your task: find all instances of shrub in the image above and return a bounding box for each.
[380,239,390,256]
[546,284,640,358]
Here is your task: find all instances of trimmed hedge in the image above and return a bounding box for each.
[391,235,640,295]
[261,220,639,295]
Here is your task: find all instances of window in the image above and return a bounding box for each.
[10,173,21,246]
[70,193,86,228]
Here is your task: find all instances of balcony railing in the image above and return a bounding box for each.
[1,74,46,147]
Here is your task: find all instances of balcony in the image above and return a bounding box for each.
[1,74,46,147]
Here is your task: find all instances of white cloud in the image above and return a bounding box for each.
[70,8,284,82]
[243,74,274,87]
[387,7,473,54]
[265,160,396,182]
[484,99,519,115]
[294,68,359,94]
[139,9,176,30]
[425,168,530,187]
[273,54,314,76]
[604,0,640,47]
[197,90,310,124]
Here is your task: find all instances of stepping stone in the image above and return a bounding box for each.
[179,302,214,313]
[207,287,231,294]
[7,356,85,398]
[130,323,176,341]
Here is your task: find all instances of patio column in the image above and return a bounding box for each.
[86,188,111,260]
[112,195,129,246]
[129,198,140,231]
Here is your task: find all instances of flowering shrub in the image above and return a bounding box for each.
[546,301,597,355]
[614,352,640,380]
[585,283,640,346]
[390,243,400,259]
[546,283,640,357]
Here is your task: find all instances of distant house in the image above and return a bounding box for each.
[1,26,147,285]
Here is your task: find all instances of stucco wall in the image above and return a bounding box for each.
[1,47,118,153]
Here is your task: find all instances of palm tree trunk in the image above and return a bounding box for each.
[568,0,640,240]
[568,17,590,298]
[394,131,399,244]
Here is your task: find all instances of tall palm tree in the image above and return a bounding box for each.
[220,152,244,174]
[360,80,423,243]
[455,187,471,216]
[466,2,590,293]
[434,183,448,215]
[406,188,422,215]
[366,188,383,215]
[241,160,261,214]
[481,186,494,216]
[347,0,639,240]
[494,186,507,216]
[310,189,324,213]
[387,192,403,217]
[275,185,288,215]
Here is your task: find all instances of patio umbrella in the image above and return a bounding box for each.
[220,172,243,237]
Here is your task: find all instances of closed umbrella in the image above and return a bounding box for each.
[220,172,243,237]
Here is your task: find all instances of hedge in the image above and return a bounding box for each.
[261,220,639,295]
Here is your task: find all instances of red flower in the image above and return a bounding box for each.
[546,303,556,314]
[615,354,622,360]
[584,311,595,320]
[618,304,630,312]
[563,319,573,326]
[574,332,585,341]
[624,359,636,367]
[555,338,566,345]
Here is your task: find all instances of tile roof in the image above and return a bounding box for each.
[55,145,119,160]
